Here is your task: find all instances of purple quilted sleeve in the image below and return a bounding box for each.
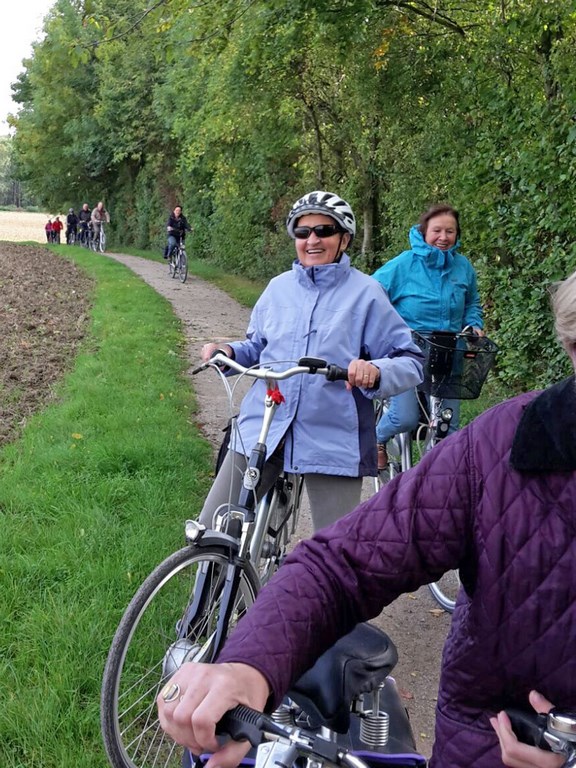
[218,426,476,706]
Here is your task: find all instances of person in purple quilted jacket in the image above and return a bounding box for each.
[158,270,576,768]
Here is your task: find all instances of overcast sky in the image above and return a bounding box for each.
[1,0,54,135]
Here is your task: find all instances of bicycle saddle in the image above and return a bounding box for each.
[288,622,398,733]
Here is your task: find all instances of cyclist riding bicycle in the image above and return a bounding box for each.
[197,190,423,532]
[65,207,78,244]
[164,205,192,259]
[77,203,91,244]
[159,269,576,768]
[371,204,484,469]
[91,200,110,244]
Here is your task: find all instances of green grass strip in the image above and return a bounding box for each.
[0,248,213,767]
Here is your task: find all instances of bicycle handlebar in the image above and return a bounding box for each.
[192,353,349,383]
[506,708,576,766]
[219,703,576,768]
[217,704,370,768]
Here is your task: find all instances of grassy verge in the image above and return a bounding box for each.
[0,248,213,767]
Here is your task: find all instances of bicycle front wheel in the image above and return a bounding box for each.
[168,253,176,278]
[428,571,460,613]
[101,545,260,768]
[99,230,106,253]
[178,249,188,283]
[256,473,303,585]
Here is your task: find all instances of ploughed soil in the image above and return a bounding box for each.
[0,242,93,445]
[0,239,450,760]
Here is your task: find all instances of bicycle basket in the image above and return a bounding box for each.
[414,331,499,400]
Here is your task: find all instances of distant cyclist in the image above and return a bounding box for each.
[164,205,192,259]
[91,201,110,245]
[51,215,64,244]
[66,208,78,244]
[78,203,91,245]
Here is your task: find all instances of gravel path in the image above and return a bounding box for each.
[106,252,451,760]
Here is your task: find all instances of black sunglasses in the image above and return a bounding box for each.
[293,224,343,239]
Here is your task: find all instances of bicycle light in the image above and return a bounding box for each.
[185,519,205,542]
[435,408,453,439]
[441,407,453,423]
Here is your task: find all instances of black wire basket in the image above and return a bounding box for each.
[413,331,499,400]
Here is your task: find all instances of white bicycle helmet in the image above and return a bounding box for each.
[286,190,356,240]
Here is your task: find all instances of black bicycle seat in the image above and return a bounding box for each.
[288,623,398,733]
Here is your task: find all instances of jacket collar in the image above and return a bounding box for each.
[293,252,351,289]
[408,225,460,271]
[510,376,576,472]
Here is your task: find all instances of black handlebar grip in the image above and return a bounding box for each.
[505,709,551,751]
[216,705,266,747]
[325,364,349,382]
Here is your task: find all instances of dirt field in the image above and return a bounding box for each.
[0,236,93,445]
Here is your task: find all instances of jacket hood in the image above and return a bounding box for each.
[408,224,461,270]
[510,376,576,472]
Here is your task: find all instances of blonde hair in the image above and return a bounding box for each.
[551,270,576,350]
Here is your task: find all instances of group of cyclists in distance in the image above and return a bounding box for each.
[155,190,576,768]
[57,201,110,247]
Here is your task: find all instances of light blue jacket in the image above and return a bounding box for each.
[371,226,483,332]
[227,254,423,477]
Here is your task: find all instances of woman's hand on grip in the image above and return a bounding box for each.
[490,691,564,768]
[346,360,380,391]
[157,661,270,768]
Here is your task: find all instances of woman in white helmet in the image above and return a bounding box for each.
[199,191,423,531]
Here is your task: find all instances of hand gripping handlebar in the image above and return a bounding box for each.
[193,353,349,383]
[217,704,369,768]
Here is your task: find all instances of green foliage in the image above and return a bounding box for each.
[10,0,576,389]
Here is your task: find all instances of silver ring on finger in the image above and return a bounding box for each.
[161,682,181,703]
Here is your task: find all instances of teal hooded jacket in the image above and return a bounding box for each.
[372,225,483,332]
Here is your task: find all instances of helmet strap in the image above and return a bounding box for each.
[333,232,347,262]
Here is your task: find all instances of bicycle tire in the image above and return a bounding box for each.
[374,399,412,490]
[257,473,303,585]
[178,249,188,283]
[416,425,460,613]
[101,545,260,768]
[375,399,459,612]
[99,230,106,253]
[428,571,459,613]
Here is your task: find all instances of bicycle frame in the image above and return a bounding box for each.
[185,354,348,657]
